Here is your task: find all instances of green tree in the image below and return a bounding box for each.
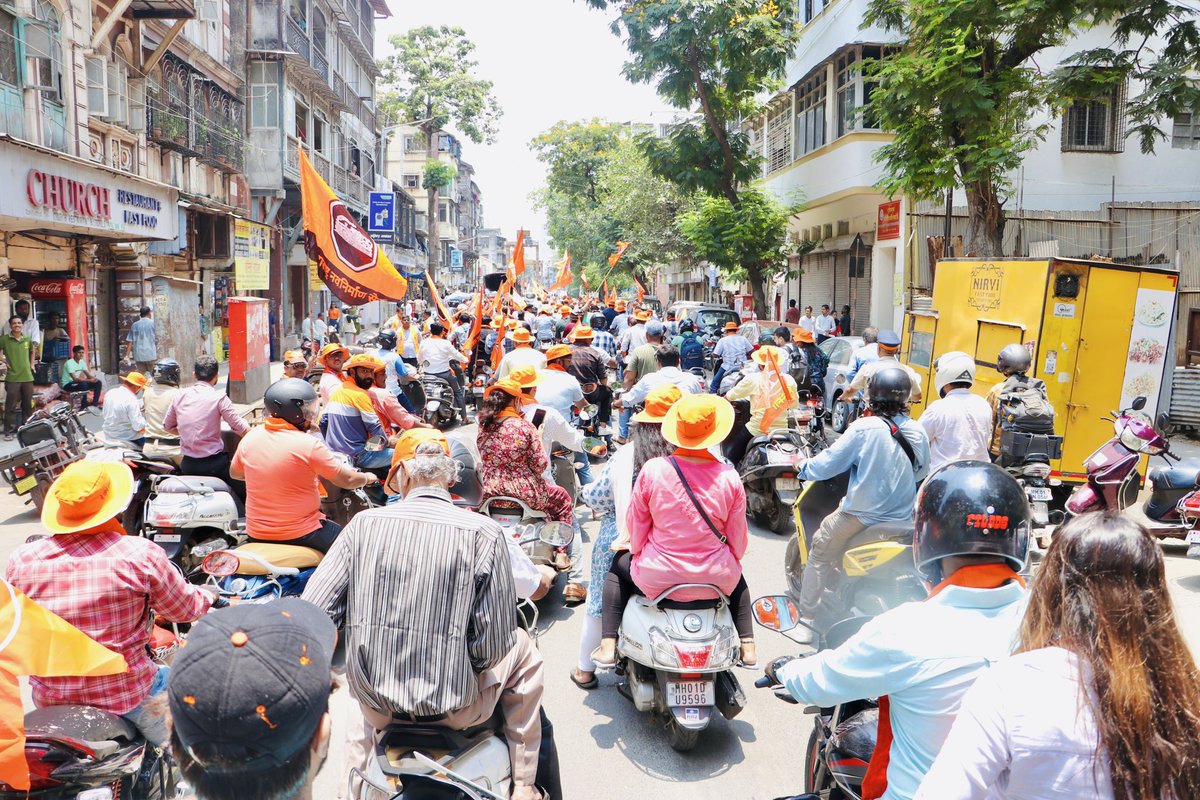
[677,189,804,293]
[865,0,1200,256]
[531,120,693,288]
[582,0,800,314]
[377,26,501,276]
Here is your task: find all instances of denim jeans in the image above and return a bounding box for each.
[618,407,634,439]
[122,665,170,746]
[573,451,594,486]
[354,447,395,471]
[709,366,727,394]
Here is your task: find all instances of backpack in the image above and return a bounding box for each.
[997,375,1056,435]
[679,333,705,370]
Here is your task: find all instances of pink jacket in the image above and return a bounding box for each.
[626,455,748,601]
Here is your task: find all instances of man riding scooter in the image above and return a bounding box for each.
[793,368,930,631]
[763,462,1031,800]
[142,358,182,464]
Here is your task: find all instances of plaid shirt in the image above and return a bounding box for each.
[591,330,619,360]
[6,532,212,714]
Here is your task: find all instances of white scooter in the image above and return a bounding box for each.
[356,722,514,800]
[614,583,746,752]
[141,474,244,574]
[480,496,575,576]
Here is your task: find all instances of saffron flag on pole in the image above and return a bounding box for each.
[0,579,127,791]
[634,277,647,304]
[608,241,632,268]
[300,148,407,304]
[550,252,573,291]
[491,310,507,370]
[757,348,795,432]
[490,278,511,316]
[581,270,589,290]
[508,230,526,282]
[464,286,484,353]
[425,270,453,327]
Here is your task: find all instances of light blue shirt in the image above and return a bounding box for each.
[845,342,880,382]
[625,366,705,405]
[713,334,754,370]
[796,415,930,524]
[376,348,408,393]
[779,582,1028,800]
[127,317,157,362]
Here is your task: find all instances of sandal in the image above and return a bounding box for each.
[570,668,599,690]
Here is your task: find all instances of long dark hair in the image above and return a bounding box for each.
[1018,511,1200,798]
[630,420,673,476]
[477,390,518,432]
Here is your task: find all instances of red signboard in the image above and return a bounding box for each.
[877,200,901,241]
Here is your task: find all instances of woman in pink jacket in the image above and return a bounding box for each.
[594,393,755,666]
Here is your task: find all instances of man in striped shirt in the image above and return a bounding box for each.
[303,442,551,800]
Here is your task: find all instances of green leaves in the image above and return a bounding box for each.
[421,160,457,191]
[376,25,502,145]
[676,189,802,285]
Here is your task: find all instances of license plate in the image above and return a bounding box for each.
[153,534,182,543]
[776,477,801,491]
[1187,529,1200,544]
[1027,487,1053,501]
[667,680,714,707]
[13,474,37,494]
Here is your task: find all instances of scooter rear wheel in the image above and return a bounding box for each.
[759,500,794,535]
[663,712,701,753]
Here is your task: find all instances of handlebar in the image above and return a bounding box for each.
[754,675,776,689]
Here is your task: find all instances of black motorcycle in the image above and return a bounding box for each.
[753,595,878,800]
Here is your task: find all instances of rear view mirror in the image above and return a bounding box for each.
[539,521,574,548]
[752,595,800,632]
[202,549,241,578]
[1132,396,1147,411]
[1157,411,1171,431]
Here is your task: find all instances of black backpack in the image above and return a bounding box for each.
[997,375,1056,435]
[679,333,704,370]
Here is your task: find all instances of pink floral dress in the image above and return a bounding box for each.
[478,415,574,523]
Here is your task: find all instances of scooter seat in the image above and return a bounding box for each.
[230,542,323,573]
[25,705,139,744]
[1149,465,1200,491]
[157,475,234,494]
[853,522,913,546]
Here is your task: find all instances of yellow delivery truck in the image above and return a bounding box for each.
[901,257,1179,482]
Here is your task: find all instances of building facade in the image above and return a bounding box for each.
[751,2,1200,339]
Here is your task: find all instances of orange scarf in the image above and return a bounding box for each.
[861,563,1025,800]
[69,516,127,536]
[263,416,301,433]
[497,408,523,421]
[672,446,717,462]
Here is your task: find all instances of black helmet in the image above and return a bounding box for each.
[589,313,608,331]
[912,461,1030,582]
[867,366,912,406]
[153,358,180,386]
[997,343,1031,377]
[264,378,318,430]
[377,329,398,349]
[679,318,696,333]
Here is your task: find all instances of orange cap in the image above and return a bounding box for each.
[42,461,135,534]
[632,384,683,423]
[509,327,533,345]
[121,371,150,390]
[792,328,814,344]
[486,376,536,403]
[508,365,543,389]
[344,353,384,372]
[283,349,307,364]
[545,344,572,363]
[558,305,571,315]
[752,345,786,368]
[724,321,740,332]
[569,325,594,341]
[386,429,452,494]
[662,393,735,449]
[634,309,652,322]
[615,300,627,311]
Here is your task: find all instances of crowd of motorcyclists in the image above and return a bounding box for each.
[3,288,1200,800]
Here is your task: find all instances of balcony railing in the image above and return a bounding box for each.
[285,16,310,61]
[312,47,329,82]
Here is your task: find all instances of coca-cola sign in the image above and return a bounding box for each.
[329,200,378,273]
[30,280,64,295]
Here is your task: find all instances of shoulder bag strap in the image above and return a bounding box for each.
[668,457,728,546]
[883,417,918,471]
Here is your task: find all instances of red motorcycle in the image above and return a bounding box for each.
[1064,396,1198,539]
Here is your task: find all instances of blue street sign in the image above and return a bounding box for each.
[368,192,395,233]
[450,248,464,271]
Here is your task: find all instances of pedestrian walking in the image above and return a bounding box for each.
[1,315,35,437]
[124,306,157,375]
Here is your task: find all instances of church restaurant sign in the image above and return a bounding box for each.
[0,142,178,240]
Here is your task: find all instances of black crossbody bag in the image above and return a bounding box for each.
[668,456,728,545]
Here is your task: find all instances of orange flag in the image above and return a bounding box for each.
[465,286,484,353]
[608,240,632,268]
[490,311,507,370]
[581,270,589,290]
[425,271,453,328]
[490,278,511,316]
[634,277,647,303]
[757,348,795,432]
[300,148,407,304]
[550,252,573,291]
[0,579,127,790]
[508,230,526,283]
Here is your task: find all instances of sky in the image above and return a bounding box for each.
[375,0,677,259]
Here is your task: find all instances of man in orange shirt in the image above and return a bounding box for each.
[230,378,378,552]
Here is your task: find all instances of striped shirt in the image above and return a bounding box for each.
[591,330,619,359]
[302,487,518,718]
[320,381,385,459]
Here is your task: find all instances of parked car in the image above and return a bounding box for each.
[818,335,865,432]
[666,302,740,336]
[737,319,801,348]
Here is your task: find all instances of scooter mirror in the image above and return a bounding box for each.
[539,521,574,548]
[752,595,800,632]
[201,549,241,578]
[579,404,598,421]
[1132,395,1147,411]
[1158,411,1171,431]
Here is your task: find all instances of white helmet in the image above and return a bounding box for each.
[934,351,976,396]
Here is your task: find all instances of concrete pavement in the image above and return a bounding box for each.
[4,423,1200,797]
